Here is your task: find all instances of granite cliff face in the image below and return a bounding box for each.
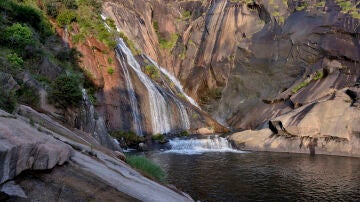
[102,0,359,128]
[100,0,359,155]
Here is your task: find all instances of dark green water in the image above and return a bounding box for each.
[145,151,360,201]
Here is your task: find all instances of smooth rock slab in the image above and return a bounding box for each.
[0,110,72,184]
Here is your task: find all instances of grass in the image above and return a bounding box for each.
[292,71,324,93]
[144,64,160,80]
[126,155,165,181]
[159,33,179,50]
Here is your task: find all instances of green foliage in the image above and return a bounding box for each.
[2,23,34,48]
[335,0,360,19]
[48,74,82,108]
[1,1,54,39]
[291,80,310,94]
[179,130,189,137]
[181,10,191,20]
[144,65,160,80]
[126,156,165,182]
[107,57,113,64]
[56,10,77,27]
[107,67,114,75]
[119,32,141,55]
[159,33,179,50]
[313,71,324,81]
[105,18,116,30]
[0,90,16,113]
[292,70,324,93]
[16,84,40,107]
[152,133,167,143]
[111,131,145,146]
[6,53,24,69]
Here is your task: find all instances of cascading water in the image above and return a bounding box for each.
[115,38,190,134]
[145,56,200,108]
[166,135,245,154]
[115,51,143,136]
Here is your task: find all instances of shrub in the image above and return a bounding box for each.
[107,67,114,75]
[144,65,160,80]
[6,53,24,69]
[0,90,16,113]
[179,130,189,137]
[152,133,167,143]
[2,23,34,48]
[56,10,77,27]
[48,74,82,108]
[45,1,61,17]
[16,84,40,107]
[159,33,179,50]
[126,155,165,181]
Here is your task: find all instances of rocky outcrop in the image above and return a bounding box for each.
[0,108,193,201]
[0,109,72,184]
[0,72,19,95]
[229,88,360,157]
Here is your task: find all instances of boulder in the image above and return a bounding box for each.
[0,109,72,184]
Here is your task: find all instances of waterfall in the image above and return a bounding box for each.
[166,135,245,154]
[145,56,200,108]
[115,51,143,135]
[115,38,190,134]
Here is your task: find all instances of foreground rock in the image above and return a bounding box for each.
[0,109,193,201]
[230,89,360,157]
[0,110,72,184]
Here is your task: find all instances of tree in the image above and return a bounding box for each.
[49,74,82,108]
[2,23,34,48]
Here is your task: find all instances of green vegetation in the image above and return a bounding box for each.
[292,71,324,93]
[291,80,310,94]
[56,10,77,27]
[16,84,40,107]
[0,90,16,113]
[153,20,179,50]
[119,32,141,55]
[6,53,24,69]
[313,71,324,81]
[126,155,166,181]
[144,65,160,80]
[48,74,82,108]
[107,67,115,75]
[335,0,360,19]
[152,133,167,143]
[0,0,91,112]
[179,130,189,137]
[181,10,191,20]
[2,23,34,49]
[159,33,179,50]
[111,131,144,146]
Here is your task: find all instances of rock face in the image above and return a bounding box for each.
[0,108,193,201]
[0,110,72,184]
[102,0,360,130]
[230,88,360,157]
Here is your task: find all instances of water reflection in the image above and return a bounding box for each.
[146,152,360,201]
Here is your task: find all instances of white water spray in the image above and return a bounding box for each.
[166,135,245,154]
